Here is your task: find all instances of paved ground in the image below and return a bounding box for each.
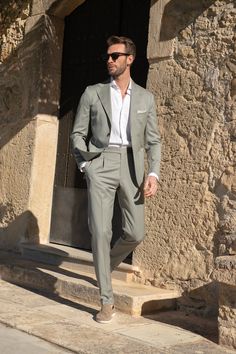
[0,323,72,354]
[0,279,234,354]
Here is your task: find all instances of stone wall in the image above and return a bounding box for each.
[0,0,61,249]
[0,0,34,249]
[134,0,236,316]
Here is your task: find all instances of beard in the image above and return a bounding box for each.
[107,61,127,78]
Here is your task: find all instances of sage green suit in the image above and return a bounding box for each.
[71,80,161,304]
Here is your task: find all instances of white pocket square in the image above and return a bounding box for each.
[137,110,147,114]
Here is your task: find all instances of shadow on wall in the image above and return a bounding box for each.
[0,13,60,149]
[160,0,217,41]
[0,210,39,250]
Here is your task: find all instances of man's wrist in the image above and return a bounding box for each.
[148,172,159,181]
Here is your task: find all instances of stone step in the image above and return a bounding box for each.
[0,251,180,316]
[21,243,139,282]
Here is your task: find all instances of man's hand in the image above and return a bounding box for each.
[144,176,159,198]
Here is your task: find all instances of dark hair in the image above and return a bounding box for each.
[107,35,136,58]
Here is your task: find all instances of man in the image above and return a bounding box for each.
[71,36,161,323]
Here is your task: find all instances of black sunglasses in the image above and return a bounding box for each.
[102,52,130,61]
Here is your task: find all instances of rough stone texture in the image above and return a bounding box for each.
[212,255,236,286]
[0,120,37,250]
[0,0,32,64]
[212,257,236,350]
[134,0,236,316]
[213,257,236,349]
[218,283,236,350]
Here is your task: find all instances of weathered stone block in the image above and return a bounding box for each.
[28,114,58,244]
[0,119,36,249]
[213,256,236,286]
[212,250,236,354]
[45,0,86,18]
[148,0,174,60]
[219,325,236,349]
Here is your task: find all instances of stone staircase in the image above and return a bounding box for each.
[0,244,180,316]
[21,243,137,282]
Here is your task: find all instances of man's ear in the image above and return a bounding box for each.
[127,55,134,66]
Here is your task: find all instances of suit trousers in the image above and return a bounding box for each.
[85,147,145,304]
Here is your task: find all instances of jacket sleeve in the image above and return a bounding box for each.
[70,87,92,165]
[145,93,162,177]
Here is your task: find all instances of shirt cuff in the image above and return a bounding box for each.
[148,172,159,180]
[79,161,87,172]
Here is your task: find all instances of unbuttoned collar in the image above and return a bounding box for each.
[110,78,132,95]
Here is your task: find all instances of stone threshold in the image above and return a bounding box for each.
[0,250,180,316]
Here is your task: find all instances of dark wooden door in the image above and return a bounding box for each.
[50,0,151,249]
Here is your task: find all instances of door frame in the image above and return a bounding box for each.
[26,0,172,246]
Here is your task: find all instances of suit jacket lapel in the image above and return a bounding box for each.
[96,80,142,134]
[96,82,112,125]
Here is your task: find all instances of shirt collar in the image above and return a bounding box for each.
[110,78,132,94]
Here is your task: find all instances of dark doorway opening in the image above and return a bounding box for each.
[50,0,151,252]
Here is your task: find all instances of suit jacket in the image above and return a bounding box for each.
[71,80,161,186]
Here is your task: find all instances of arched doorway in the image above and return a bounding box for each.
[50,0,151,251]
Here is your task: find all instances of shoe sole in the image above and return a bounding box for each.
[95,312,116,324]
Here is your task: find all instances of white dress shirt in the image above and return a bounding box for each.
[109,79,131,146]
